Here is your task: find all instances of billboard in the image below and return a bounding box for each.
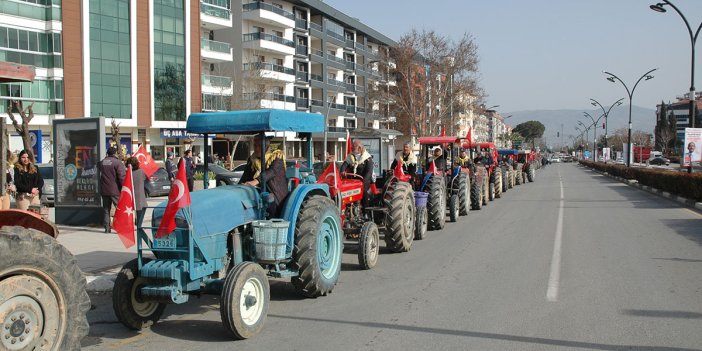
[683,128,702,167]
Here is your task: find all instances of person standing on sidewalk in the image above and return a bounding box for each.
[125,157,147,222]
[14,150,43,211]
[1,151,17,210]
[165,152,176,182]
[183,149,195,192]
[100,146,125,233]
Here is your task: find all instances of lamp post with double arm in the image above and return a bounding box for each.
[590,97,624,163]
[603,68,657,167]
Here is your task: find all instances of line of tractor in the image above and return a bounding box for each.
[110,109,544,340]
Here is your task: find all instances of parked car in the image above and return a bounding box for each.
[36,163,54,206]
[649,156,670,166]
[549,157,561,163]
[144,168,171,197]
[615,158,625,165]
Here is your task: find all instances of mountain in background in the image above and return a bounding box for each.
[505,105,656,147]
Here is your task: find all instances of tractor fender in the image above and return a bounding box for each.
[0,209,58,238]
[280,184,331,253]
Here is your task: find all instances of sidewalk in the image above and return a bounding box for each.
[51,197,167,292]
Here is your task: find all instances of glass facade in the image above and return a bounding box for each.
[0,0,62,21]
[154,0,186,121]
[0,79,64,115]
[0,26,62,68]
[89,0,131,119]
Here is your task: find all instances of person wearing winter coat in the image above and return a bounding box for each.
[14,150,43,211]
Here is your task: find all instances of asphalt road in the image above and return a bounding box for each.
[83,163,702,351]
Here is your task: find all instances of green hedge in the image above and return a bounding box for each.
[579,160,702,201]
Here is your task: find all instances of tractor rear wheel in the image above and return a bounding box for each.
[458,172,470,216]
[426,175,446,231]
[494,168,503,199]
[449,194,458,222]
[502,168,509,193]
[292,196,343,297]
[414,206,428,240]
[0,226,90,351]
[358,222,379,269]
[470,181,482,210]
[384,182,414,253]
[220,262,269,339]
[113,258,167,330]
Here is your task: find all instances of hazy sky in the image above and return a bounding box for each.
[326,0,702,113]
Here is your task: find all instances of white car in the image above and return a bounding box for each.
[550,157,561,163]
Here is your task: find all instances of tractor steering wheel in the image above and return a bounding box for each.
[341,172,364,181]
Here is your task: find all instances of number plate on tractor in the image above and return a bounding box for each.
[153,236,176,249]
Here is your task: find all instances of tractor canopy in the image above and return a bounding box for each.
[418,136,461,145]
[186,109,325,134]
[497,149,519,155]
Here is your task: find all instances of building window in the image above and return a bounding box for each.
[0,79,64,115]
[154,0,186,121]
[89,0,131,119]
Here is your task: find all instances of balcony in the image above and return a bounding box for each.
[311,49,324,60]
[325,30,345,46]
[345,61,355,71]
[243,92,296,110]
[200,38,233,62]
[296,98,309,109]
[200,0,232,29]
[243,62,295,82]
[327,78,345,89]
[295,45,308,57]
[242,32,295,55]
[309,22,323,36]
[310,73,323,82]
[242,2,295,28]
[345,83,356,93]
[295,18,307,31]
[295,71,309,82]
[345,39,355,49]
[201,74,233,94]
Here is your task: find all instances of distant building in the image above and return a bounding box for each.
[655,93,702,154]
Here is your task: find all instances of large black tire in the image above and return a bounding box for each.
[449,194,458,222]
[426,175,446,231]
[493,168,503,199]
[220,262,269,339]
[291,196,343,297]
[488,181,495,202]
[458,172,470,216]
[527,166,535,182]
[113,258,167,330]
[502,168,509,193]
[358,222,379,269]
[482,178,489,206]
[515,165,523,185]
[0,226,90,351]
[508,170,514,189]
[414,206,428,240]
[470,181,482,210]
[384,182,414,253]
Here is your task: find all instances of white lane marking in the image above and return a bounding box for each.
[547,167,564,302]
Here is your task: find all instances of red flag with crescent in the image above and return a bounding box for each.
[466,127,473,148]
[156,159,191,238]
[113,165,136,248]
[133,145,159,177]
[346,130,353,159]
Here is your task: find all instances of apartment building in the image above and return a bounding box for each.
[201,0,396,159]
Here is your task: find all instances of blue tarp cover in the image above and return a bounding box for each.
[187,109,325,134]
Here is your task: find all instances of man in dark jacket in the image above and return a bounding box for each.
[183,149,195,192]
[165,152,176,181]
[390,142,417,176]
[100,146,126,233]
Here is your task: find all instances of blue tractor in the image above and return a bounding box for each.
[112,110,343,339]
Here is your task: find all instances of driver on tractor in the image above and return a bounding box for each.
[390,142,417,176]
[455,150,472,168]
[426,147,446,171]
[239,134,289,216]
[340,139,374,206]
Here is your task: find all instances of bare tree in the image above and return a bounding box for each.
[382,29,482,138]
[6,100,35,161]
[109,118,126,160]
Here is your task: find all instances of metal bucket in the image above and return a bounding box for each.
[252,219,290,262]
[415,191,428,208]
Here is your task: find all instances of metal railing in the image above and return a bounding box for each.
[328,126,348,133]
[296,45,307,56]
[200,2,231,20]
[345,83,356,92]
[326,30,345,42]
[310,73,323,82]
[312,49,324,58]
[296,98,309,108]
[242,32,295,47]
[345,61,355,70]
[310,22,322,32]
[200,38,231,53]
[327,78,345,88]
[345,39,355,48]
[310,99,323,107]
[327,54,346,65]
[346,105,356,114]
[295,18,307,30]
[242,2,294,21]
[295,71,309,81]
[201,74,232,88]
[242,92,295,103]
[242,62,295,75]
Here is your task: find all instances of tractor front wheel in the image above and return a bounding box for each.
[449,194,458,222]
[220,262,269,339]
[113,258,167,330]
[414,206,428,240]
[358,222,379,269]
[426,176,446,231]
[494,168,503,199]
[470,181,482,211]
[458,172,470,216]
[291,196,343,297]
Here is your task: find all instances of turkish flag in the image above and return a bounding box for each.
[133,145,160,177]
[346,130,353,159]
[316,161,340,197]
[156,159,191,238]
[113,165,136,248]
[466,128,473,148]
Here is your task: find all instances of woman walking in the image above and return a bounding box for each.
[14,150,43,211]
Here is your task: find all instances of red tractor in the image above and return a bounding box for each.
[317,162,414,270]
[516,150,537,183]
[465,142,503,203]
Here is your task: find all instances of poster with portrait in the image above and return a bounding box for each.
[683,128,702,167]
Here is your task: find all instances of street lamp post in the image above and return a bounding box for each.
[650,1,702,172]
[603,68,657,167]
[583,112,601,161]
[590,97,624,163]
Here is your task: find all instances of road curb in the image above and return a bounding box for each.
[582,165,702,213]
[86,274,116,292]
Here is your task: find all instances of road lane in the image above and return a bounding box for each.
[83,164,702,351]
